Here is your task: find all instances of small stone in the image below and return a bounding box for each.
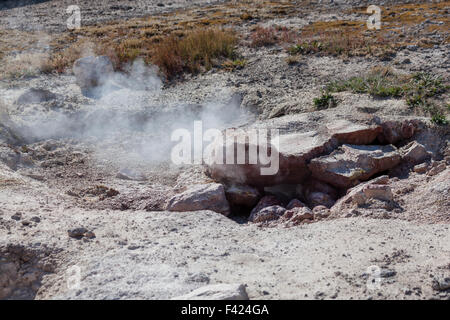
[11,213,22,221]
[428,163,446,176]
[413,163,428,174]
[84,231,96,239]
[68,227,89,239]
[172,283,249,300]
[400,141,430,164]
[380,269,397,278]
[313,205,331,219]
[284,207,314,223]
[30,216,41,223]
[250,205,285,223]
[432,277,450,291]
[286,199,306,210]
[116,168,147,181]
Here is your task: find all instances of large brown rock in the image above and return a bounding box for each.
[166,183,230,216]
[205,122,382,187]
[327,120,382,145]
[309,144,401,188]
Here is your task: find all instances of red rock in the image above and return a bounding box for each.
[313,206,331,219]
[166,183,230,216]
[249,205,285,223]
[327,120,382,145]
[205,121,401,188]
[400,141,430,164]
[283,207,314,224]
[206,131,334,187]
[413,163,428,174]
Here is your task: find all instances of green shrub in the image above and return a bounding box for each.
[314,92,337,110]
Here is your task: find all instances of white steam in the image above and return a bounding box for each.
[8,58,253,167]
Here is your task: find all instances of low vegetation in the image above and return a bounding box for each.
[288,28,394,59]
[152,28,237,79]
[313,92,338,110]
[324,67,449,125]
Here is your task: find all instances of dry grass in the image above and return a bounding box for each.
[1,1,448,79]
[152,28,237,78]
[0,1,302,79]
[249,25,299,47]
[1,52,51,78]
[290,29,393,58]
[289,1,450,58]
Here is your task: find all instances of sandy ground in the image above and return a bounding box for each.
[1,177,449,300]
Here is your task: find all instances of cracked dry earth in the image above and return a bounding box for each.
[1,0,450,300]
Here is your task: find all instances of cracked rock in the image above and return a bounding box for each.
[309,144,401,188]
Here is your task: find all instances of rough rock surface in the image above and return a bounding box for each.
[331,175,394,215]
[206,121,383,187]
[282,206,314,224]
[249,205,285,223]
[173,283,249,300]
[166,183,230,216]
[225,184,260,208]
[309,144,401,188]
[378,120,418,144]
[249,196,281,217]
[400,141,430,165]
